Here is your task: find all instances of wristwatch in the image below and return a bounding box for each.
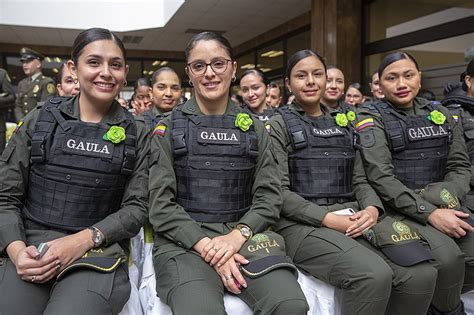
[88,227,104,248]
[235,224,253,241]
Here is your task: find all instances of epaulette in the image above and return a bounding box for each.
[445,103,461,109]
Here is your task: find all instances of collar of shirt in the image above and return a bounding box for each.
[30,72,41,82]
[182,96,240,116]
[59,94,130,125]
[151,106,164,117]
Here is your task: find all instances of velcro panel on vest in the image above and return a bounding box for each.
[120,113,137,175]
[31,103,60,163]
[278,107,307,150]
[171,107,188,156]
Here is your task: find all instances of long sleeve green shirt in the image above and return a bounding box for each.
[267,103,384,230]
[0,96,149,254]
[149,97,282,254]
[356,97,471,224]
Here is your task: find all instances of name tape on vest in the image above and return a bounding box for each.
[407,125,448,141]
[197,127,241,145]
[311,127,344,137]
[63,136,114,158]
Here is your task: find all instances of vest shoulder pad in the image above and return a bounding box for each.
[445,103,461,110]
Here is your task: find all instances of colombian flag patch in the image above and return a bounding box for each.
[452,115,459,122]
[355,118,374,132]
[153,123,167,136]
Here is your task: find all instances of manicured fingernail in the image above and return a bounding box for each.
[242,283,247,288]
[243,259,249,264]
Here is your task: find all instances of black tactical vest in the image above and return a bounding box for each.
[375,101,451,190]
[445,97,474,187]
[23,98,137,231]
[279,107,356,205]
[171,105,258,223]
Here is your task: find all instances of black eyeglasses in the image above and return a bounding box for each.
[187,58,232,76]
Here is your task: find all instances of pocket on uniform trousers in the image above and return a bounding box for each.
[87,269,116,301]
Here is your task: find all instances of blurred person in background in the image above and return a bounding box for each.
[344,82,365,107]
[15,47,56,121]
[240,69,274,121]
[266,81,282,108]
[321,66,346,112]
[131,77,152,116]
[0,68,15,153]
[56,63,80,97]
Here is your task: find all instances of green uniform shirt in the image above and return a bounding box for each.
[0,95,150,254]
[356,97,471,224]
[267,103,384,230]
[15,72,56,119]
[149,97,282,254]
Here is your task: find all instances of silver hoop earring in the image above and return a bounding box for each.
[232,75,236,82]
[123,80,128,87]
[188,80,193,87]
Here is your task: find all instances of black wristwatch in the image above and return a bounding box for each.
[235,224,253,241]
[88,227,104,248]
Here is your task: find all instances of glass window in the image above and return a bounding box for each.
[287,30,310,58]
[257,41,284,74]
[367,0,474,43]
[365,33,474,100]
[236,52,255,79]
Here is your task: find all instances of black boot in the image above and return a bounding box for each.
[427,302,466,315]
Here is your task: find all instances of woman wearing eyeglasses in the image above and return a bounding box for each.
[148,32,308,315]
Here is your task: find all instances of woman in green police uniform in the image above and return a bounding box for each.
[267,49,439,315]
[0,28,149,314]
[357,52,474,314]
[148,32,308,315]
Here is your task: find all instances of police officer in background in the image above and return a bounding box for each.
[357,52,474,314]
[140,66,182,132]
[15,47,56,121]
[0,68,15,152]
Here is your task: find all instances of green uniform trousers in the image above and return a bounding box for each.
[0,229,131,315]
[154,248,309,315]
[279,223,439,315]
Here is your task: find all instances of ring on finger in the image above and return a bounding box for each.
[225,274,233,281]
[31,275,37,283]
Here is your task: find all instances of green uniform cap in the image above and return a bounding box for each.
[363,216,433,266]
[20,47,44,62]
[239,231,297,278]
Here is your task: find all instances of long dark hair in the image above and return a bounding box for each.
[71,28,126,64]
[285,49,327,82]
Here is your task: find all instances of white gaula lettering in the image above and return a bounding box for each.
[408,126,447,139]
[200,131,238,141]
[313,128,343,136]
[66,139,111,154]
[247,240,280,254]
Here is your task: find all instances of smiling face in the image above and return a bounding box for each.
[68,39,128,108]
[240,72,267,113]
[286,55,326,108]
[380,58,421,108]
[152,70,181,113]
[323,68,345,103]
[185,39,236,107]
[266,86,282,108]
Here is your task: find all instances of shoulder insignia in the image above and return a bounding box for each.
[32,85,39,93]
[46,83,56,94]
[153,122,167,136]
[355,118,375,132]
[265,123,271,134]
